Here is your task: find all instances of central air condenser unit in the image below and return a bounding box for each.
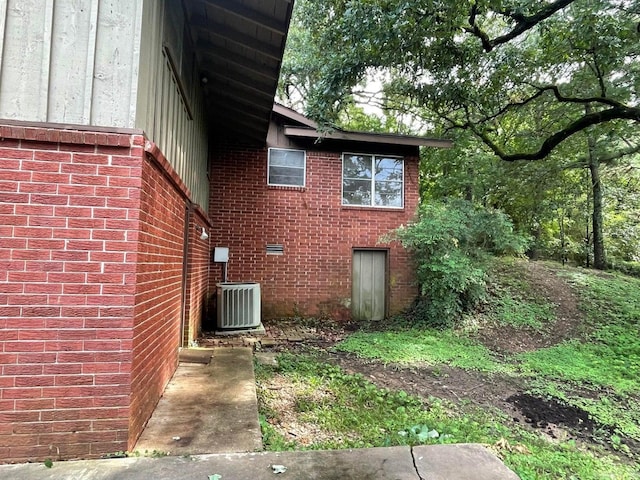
[216,282,261,330]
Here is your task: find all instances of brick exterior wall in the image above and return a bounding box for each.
[0,125,210,463]
[128,152,184,447]
[209,146,420,321]
[184,208,212,344]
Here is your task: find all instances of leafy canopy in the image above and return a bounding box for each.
[281,0,639,161]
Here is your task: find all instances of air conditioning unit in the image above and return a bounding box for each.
[216,282,261,330]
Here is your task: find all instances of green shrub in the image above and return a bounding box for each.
[390,199,529,327]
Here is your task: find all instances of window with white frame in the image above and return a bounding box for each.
[342,154,404,208]
[268,148,306,187]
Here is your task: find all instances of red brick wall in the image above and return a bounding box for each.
[184,207,212,344]
[0,126,143,462]
[127,150,186,448]
[0,126,209,463]
[209,146,420,321]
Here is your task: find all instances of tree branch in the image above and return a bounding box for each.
[475,106,640,161]
[595,144,640,165]
[562,144,640,169]
[526,84,627,108]
[467,0,578,52]
[453,84,624,131]
[466,4,493,52]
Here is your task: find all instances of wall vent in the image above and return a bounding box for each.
[217,282,261,330]
[266,244,284,255]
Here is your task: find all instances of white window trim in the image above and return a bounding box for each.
[341,153,404,209]
[267,147,307,187]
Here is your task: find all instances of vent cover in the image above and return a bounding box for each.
[266,244,284,255]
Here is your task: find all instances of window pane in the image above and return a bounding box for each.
[270,149,305,168]
[269,166,304,186]
[268,148,305,186]
[343,179,372,205]
[375,158,403,182]
[342,154,403,208]
[375,181,403,207]
[343,155,372,179]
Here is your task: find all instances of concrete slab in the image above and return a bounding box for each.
[215,323,266,336]
[413,443,520,480]
[134,347,262,456]
[0,445,520,480]
[0,447,417,480]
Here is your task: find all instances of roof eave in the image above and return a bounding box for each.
[187,0,295,144]
[283,126,453,148]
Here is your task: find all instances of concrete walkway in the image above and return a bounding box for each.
[0,345,521,479]
[135,347,262,455]
[1,444,519,479]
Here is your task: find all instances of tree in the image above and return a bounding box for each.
[281,0,638,160]
[279,0,640,269]
[422,129,591,262]
[389,199,529,327]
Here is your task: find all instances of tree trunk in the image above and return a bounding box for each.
[465,165,473,202]
[587,133,606,270]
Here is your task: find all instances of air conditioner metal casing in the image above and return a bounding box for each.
[216,282,261,329]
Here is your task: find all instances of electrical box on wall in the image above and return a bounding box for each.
[213,247,229,263]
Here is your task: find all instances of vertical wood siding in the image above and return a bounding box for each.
[0,0,209,210]
[0,0,142,127]
[135,0,209,211]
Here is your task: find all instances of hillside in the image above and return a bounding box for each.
[257,259,640,478]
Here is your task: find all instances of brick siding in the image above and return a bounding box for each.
[208,146,419,321]
[0,125,209,463]
[0,127,141,462]
[128,151,185,448]
[184,208,212,344]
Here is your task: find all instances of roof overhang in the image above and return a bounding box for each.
[283,126,454,149]
[185,0,294,145]
[273,103,453,149]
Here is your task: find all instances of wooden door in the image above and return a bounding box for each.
[352,250,386,321]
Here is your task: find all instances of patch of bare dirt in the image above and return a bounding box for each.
[478,260,584,353]
[326,353,522,411]
[507,393,603,440]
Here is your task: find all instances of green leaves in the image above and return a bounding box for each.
[400,424,442,442]
[390,199,528,327]
[281,0,639,159]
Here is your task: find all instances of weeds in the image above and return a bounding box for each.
[256,260,640,478]
[492,294,555,331]
[256,354,637,479]
[257,354,508,449]
[516,268,640,450]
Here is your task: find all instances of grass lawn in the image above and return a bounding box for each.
[255,259,640,479]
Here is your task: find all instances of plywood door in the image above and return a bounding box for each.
[352,250,386,321]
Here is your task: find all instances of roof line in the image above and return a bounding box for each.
[273,103,319,129]
[283,125,453,148]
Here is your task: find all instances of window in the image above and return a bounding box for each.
[342,154,404,208]
[268,148,306,187]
